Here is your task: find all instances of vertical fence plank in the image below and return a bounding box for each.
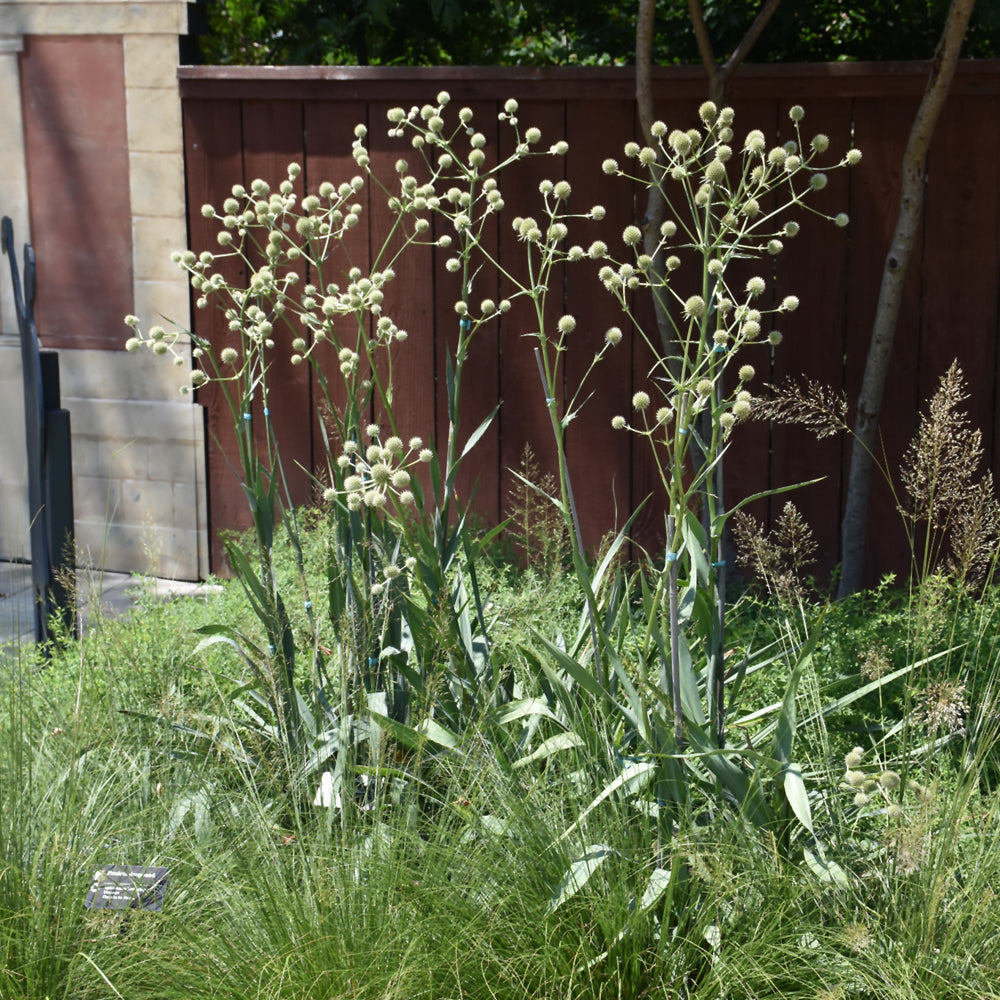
[183,98,246,571]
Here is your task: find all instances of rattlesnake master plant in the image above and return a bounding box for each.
[124,96,859,859]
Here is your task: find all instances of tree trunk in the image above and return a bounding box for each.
[838,0,976,597]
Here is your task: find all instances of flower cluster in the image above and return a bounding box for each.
[325,426,432,513]
[842,745,931,815]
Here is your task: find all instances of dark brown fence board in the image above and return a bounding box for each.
[179,64,1000,584]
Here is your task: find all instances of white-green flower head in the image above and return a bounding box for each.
[525,127,542,144]
[741,320,761,340]
[220,347,239,365]
[694,185,710,207]
[732,398,752,420]
[781,294,800,312]
[767,239,783,255]
[835,212,849,227]
[200,203,215,218]
[853,792,869,808]
[712,330,728,346]
[552,180,571,200]
[602,158,619,175]
[632,390,650,410]
[719,411,735,432]
[365,422,380,438]
[879,770,901,791]
[810,133,830,153]
[661,220,677,238]
[655,406,672,425]
[588,240,608,260]
[738,364,755,382]
[742,198,760,219]
[767,146,787,166]
[125,337,141,352]
[684,295,705,319]
[788,105,805,122]
[785,154,802,172]
[638,146,657,167]
[418,448,434,463]
[611,415,627,430]
[743,130,766,154]
[504,98,518,115]
[557,315,576,335]
[650,120,667,137]
[746,276,766,298]
[783,221,800,238]
[698,100,718,124]
[665,255,681,272]
[845,148,862,166]
[460,107,474,124]
[480,298,496,315]
[605,326,623,345]
[622,225,642,247]
[768,330,783,346]
[704,159,726,184]
[668,129,692,155]
[810,172,828,191]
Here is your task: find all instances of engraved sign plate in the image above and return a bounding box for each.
[85,866,169,912]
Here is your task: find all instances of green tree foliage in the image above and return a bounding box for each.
[198,0,999,66]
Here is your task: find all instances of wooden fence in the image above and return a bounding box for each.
[179,62,1000,583]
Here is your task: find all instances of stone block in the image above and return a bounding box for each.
[121,477,176,527]
[127,92,183,155]
[74,474,122,523]
[133,216,189,283]
[75,519,201,581]
[131,279,190,333]
[130,151,186,216]
[123,33,179,89]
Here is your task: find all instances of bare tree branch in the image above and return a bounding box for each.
[838,0,977,596]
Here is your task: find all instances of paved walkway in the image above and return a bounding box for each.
[0,560,220,647]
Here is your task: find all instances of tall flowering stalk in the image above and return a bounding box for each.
[597,101,860,746]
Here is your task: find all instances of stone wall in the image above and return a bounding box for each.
[0,1,208,580]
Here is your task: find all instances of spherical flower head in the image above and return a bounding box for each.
[418,448,433,463]
[743,130,766,154]
[810,172,828,191]
[698,100,717,123]
[739,364,755,382]
[845,148,862,166]
[586,240,608,260]
[741,320,761,340]
[742,198,760,219]
[384,435,404,456]
[746,276,766,298]
[768,330,783,346]
[784,221,800,238]
[887,803,905,820]
[391,470,411,489]
[733,399,752,420]
[590,205,606,220]
[632,390,650,411]
[661,220,677,238]
[638,146,657,167]
[525,127,542,144]
[835,212,849,228]
[684,295,705,319]
[504,98,518,114]
[622,225,642,246]
[366,423,381,438]
[788,105,805,122]
[767,146,787,166]
[624,141,640,158]
[125,337,141,353]
[611,415,627,430]
[694,379,713,397]
[768,239,783,256]
[200,203,215,218]
[553,180,571,200]
[605,326,623,345]
[602,158,619,175]
[220,347,239,365]
[782,295,800,312]
[853,792,869,808]
[845,769,866,787]
[810,133,830,154]
[879,770,901,791]
[557,314,576,335]
[704,159,726,185]
[708,259,724,277]
[668,130,692,155]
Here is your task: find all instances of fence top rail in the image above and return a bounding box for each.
[178,59,1000,102]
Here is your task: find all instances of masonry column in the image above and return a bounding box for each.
[0,33,31,551]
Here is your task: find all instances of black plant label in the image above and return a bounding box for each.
[86,866,169,911]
